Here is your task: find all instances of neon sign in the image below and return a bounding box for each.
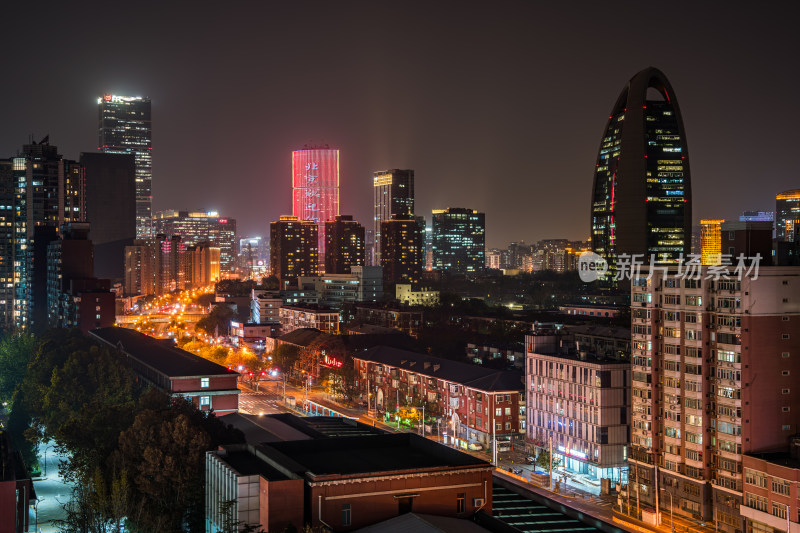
[323,354,342,368]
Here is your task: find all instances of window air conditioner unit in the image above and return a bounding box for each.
[473,498,485,507]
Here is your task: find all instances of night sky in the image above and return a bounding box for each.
[2,2,798,248]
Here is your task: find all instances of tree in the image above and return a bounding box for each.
[115,408,211,532]
[0,332,38,407]
[535,449,561,474]
[272,344,300,375]
[215,500,265,533]
[196,304,235,336]
[259,275,279,290]
[326,363,360,405]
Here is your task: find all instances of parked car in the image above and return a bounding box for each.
[511,467,523,474]
[526,456,536,464]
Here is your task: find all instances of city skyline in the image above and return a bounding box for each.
[1,3,797,248]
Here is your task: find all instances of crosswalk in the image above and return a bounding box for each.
[239,391,290,415]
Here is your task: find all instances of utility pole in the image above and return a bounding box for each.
[655,464,660,525]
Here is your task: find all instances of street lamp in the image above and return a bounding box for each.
[661,488,675,533]
[42,443,55,478]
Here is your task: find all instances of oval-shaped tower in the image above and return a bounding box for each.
[590,67,692,281]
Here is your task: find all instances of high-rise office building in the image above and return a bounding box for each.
[776,190,800,242]
[6,139,85,330]
[80,152,136,280]
[629,266,800,530]
[98,94,152,239]
[270,216,319,284]
[431,208,485,273]
[238,236,268,276]
[380,215,423,284]
[700,219,724,266]
[325,215,365,274]
[152,210,236,273]
[590,68,692,280]
[292,148,339,264]
[373,169,414,263]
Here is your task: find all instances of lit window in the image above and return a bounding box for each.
[201,378,210,388]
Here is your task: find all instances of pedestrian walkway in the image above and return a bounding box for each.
[31,441,71,533]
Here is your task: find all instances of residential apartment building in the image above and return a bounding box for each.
[354,346,525,450]
[395,284,440,306]
[628,266,800,530]
[250,289,282,324]
[525,327,630,483]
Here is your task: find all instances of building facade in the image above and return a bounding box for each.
[298,266,383,307]
[777,190,800,243]
[700,219,725,266]
[741,441,800,533]
[380,216,424,284]
[292,148,339,261]
[98,94,152,238]
[279,305,340,335]
[395,284,440,306]
[525,328,630,483]
[354,346,525,450]
[628,266,800,529]
[91,327,240,415]
[590,68,692,281]
[6,139,85,330]
[153,210,237,273]
[81,152,136,280]
[270,216,319,284]
[373,169,414,264]
[325,215,365,274]
[431,208,486,274]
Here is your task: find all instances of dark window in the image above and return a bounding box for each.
[342,504,351,526]
[457,493,466,513]
[398,497,413,514]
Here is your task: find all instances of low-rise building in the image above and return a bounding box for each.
[206,414,493,532]
[250,288,281,324]
[354,304,423,337]
[279,305,340,335]
[297,265,383,307]
[90,327,240,415]
[230,321,279,349]
[525,326,630,483]
[741,441,800,533]
[354,346,525,450]
[395,284,440,306]
[466,341,524,370]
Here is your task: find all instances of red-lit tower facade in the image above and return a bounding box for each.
[292,148,339,269]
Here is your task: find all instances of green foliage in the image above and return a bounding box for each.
[215,279,256,297]
[11,329,245,533]
[259,275,280,290]
[196,304,235,336]
[0,332,38,407]
[272,344,300,375]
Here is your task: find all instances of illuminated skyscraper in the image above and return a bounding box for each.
[380,216,423,284]
[431,208,485,273]
[776,189,800,242]
[699,219,724,266]
[373,169,414,264]
[292,148,339,264]
[152,210,236,273]
[7,139,85,330]
[590,68,692,280]
[98,94,152,238]
[325,215,365,274]
[270,216,319,283]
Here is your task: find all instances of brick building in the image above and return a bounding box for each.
[206,414,493,532]
[90,327,240,415]
[353,346,524,450]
